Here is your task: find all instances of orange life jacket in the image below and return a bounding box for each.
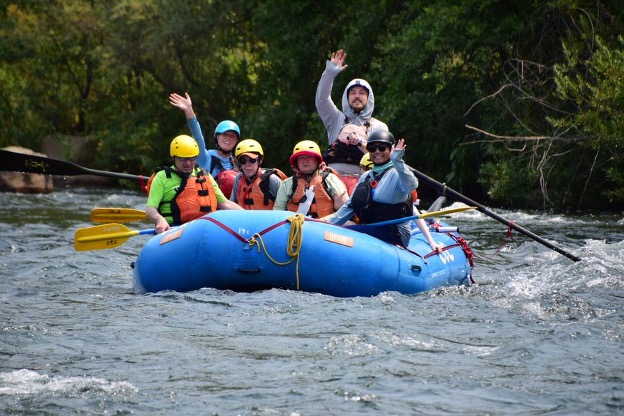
[146,166,218,225]
[235,168,287,210]
[410,189,419,205]
[286,168,338,218]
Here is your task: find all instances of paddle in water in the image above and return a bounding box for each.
[74,223,155,251]
[407,166,581,262]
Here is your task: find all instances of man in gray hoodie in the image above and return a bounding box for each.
[315,49,389,175]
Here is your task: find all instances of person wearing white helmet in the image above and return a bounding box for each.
[315,49,389,175]
[169,92,240,177]
[273,140,348,217]
[145,135,242,234]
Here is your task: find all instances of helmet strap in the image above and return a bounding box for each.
[243,162,261,180]
[217,147,232,156]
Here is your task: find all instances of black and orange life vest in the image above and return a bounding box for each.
[234,168,287,210]
[287,168,340,218]
[146,166,218,225]
[349,167,413,224]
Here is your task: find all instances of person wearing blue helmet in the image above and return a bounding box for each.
[169,92,240,177]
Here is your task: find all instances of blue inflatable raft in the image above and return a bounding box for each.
[132,210,473,297]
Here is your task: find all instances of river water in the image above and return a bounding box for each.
[1,188,622,415]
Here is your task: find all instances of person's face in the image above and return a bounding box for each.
[238,154,260,178]
[366,142,391,165]
[348,86,369,113]
[296,155,319,174]
[217,131,238,152]
[174,156,196,174]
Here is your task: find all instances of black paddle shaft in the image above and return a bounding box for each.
[409,166,581,262]
[0,149,147,181]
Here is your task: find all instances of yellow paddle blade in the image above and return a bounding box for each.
[90,207,148,223]
[418,206,478,219]
[74,223,140,251]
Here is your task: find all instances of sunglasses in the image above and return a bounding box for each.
[238,155,259,165]
[177,156,197,163]
[366,143,390,153]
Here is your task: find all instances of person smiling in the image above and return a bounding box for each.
[145,135,243,234]
[229,139,285,210]
[322,130,442,252]
[169,92,240,177]
[273,140,348,218]
[315,49,389,175]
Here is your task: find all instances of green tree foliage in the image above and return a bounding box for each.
[93,0,261,170]
[245,0,408,169]
[0,1,111,147]
[0,0,622,210]
[470,1,624,209]
[552,34,624,205]
[372,0,538,198]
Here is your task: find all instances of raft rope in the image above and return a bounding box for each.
[425,226,477,285]
[202,213,478,289]
[247,213,306,290]
[492,222,515,256]
[446,233,476,284]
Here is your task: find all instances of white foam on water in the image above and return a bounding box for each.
[0,369,138,396]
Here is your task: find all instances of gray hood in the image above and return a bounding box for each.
[341,78,375,125]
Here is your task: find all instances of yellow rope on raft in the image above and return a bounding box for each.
[248,213,306,289]
[285,213,305,257]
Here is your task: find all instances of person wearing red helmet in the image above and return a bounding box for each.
[273,140,348,218]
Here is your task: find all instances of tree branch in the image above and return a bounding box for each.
[463,125,585,144]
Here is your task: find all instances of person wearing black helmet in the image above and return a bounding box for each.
[323,130,442,252]
[169,92,240,177]
[315,49,389,175]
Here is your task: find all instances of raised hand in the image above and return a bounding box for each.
[393,138,406,152]
[330,49,348,71]
[169,92,195,119]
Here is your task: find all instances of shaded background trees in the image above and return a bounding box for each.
[0,0,622,210]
